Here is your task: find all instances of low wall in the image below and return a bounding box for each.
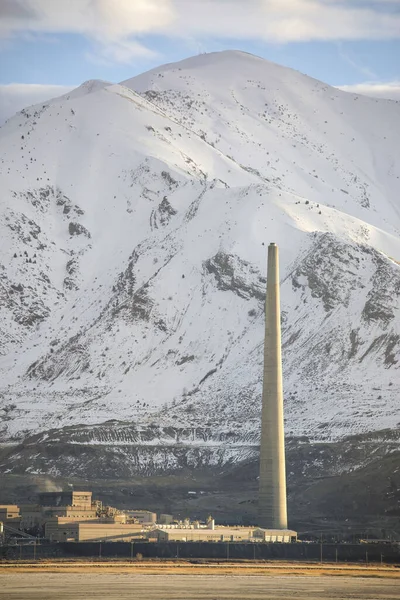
[1,542,400,563]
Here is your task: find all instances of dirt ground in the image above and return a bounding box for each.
[1,563,400,600]
[1,572,400,600]
[1,560,399,576]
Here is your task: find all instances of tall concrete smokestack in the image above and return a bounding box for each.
[258,242,288,529]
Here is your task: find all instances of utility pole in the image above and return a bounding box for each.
[320,532,323,564]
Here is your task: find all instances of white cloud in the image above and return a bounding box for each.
[337,81,400,100]
[172,0,400,43]
[0,0,399,64]
[86,39,159,66]
[0,83,75,124]
[0,0,174,39]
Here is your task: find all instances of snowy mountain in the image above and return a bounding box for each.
[0,51,399,518]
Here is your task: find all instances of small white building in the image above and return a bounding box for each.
[148,527,297,543]
[253,528,297,543]
[149,527,257,542]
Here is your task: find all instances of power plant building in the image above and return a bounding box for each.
[37,491,93,509]
[123,510,157,524]
[45,519,144,542]
[17,491,97,529]
[0,505,20,526]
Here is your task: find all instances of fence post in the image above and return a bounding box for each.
[335,547,338,563]
[320,532,323,564]
[99,542,102,559]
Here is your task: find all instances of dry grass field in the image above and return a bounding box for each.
[1,560,400,577]
[1,561,400,599]
[1,569,400,600]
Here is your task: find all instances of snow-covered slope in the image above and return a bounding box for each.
[0,51,399,479]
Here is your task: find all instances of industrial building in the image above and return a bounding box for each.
[0,505,20,526]
[124,510,157,524]
[6,491,98,530]
[19,503,98,529]
[33,491,152,541]
[38,491,92,509]
[45,518,144,542]
[253,528,297,543]
[158,514,174,525]
[151,527,256,543]
[2,490,174,543]
[149,526,297,543]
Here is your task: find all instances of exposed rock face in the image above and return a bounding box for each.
[204,253,265,301]
[0,51,399,522]
[68,222,91,238]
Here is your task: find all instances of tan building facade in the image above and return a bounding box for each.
[16,490,97,529]
[19,505,42,529]
[158,514,174,525]
[0,505,21,526]
[38,491,92,509]
[124,510,156,524]
[45,518,144,542]
[19,504,97,529]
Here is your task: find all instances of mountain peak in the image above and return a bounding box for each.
[122,49,329,99]
[0,48,399,514]
[65,79,112,99]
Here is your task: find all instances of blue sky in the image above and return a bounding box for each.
[0,0,399,122]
